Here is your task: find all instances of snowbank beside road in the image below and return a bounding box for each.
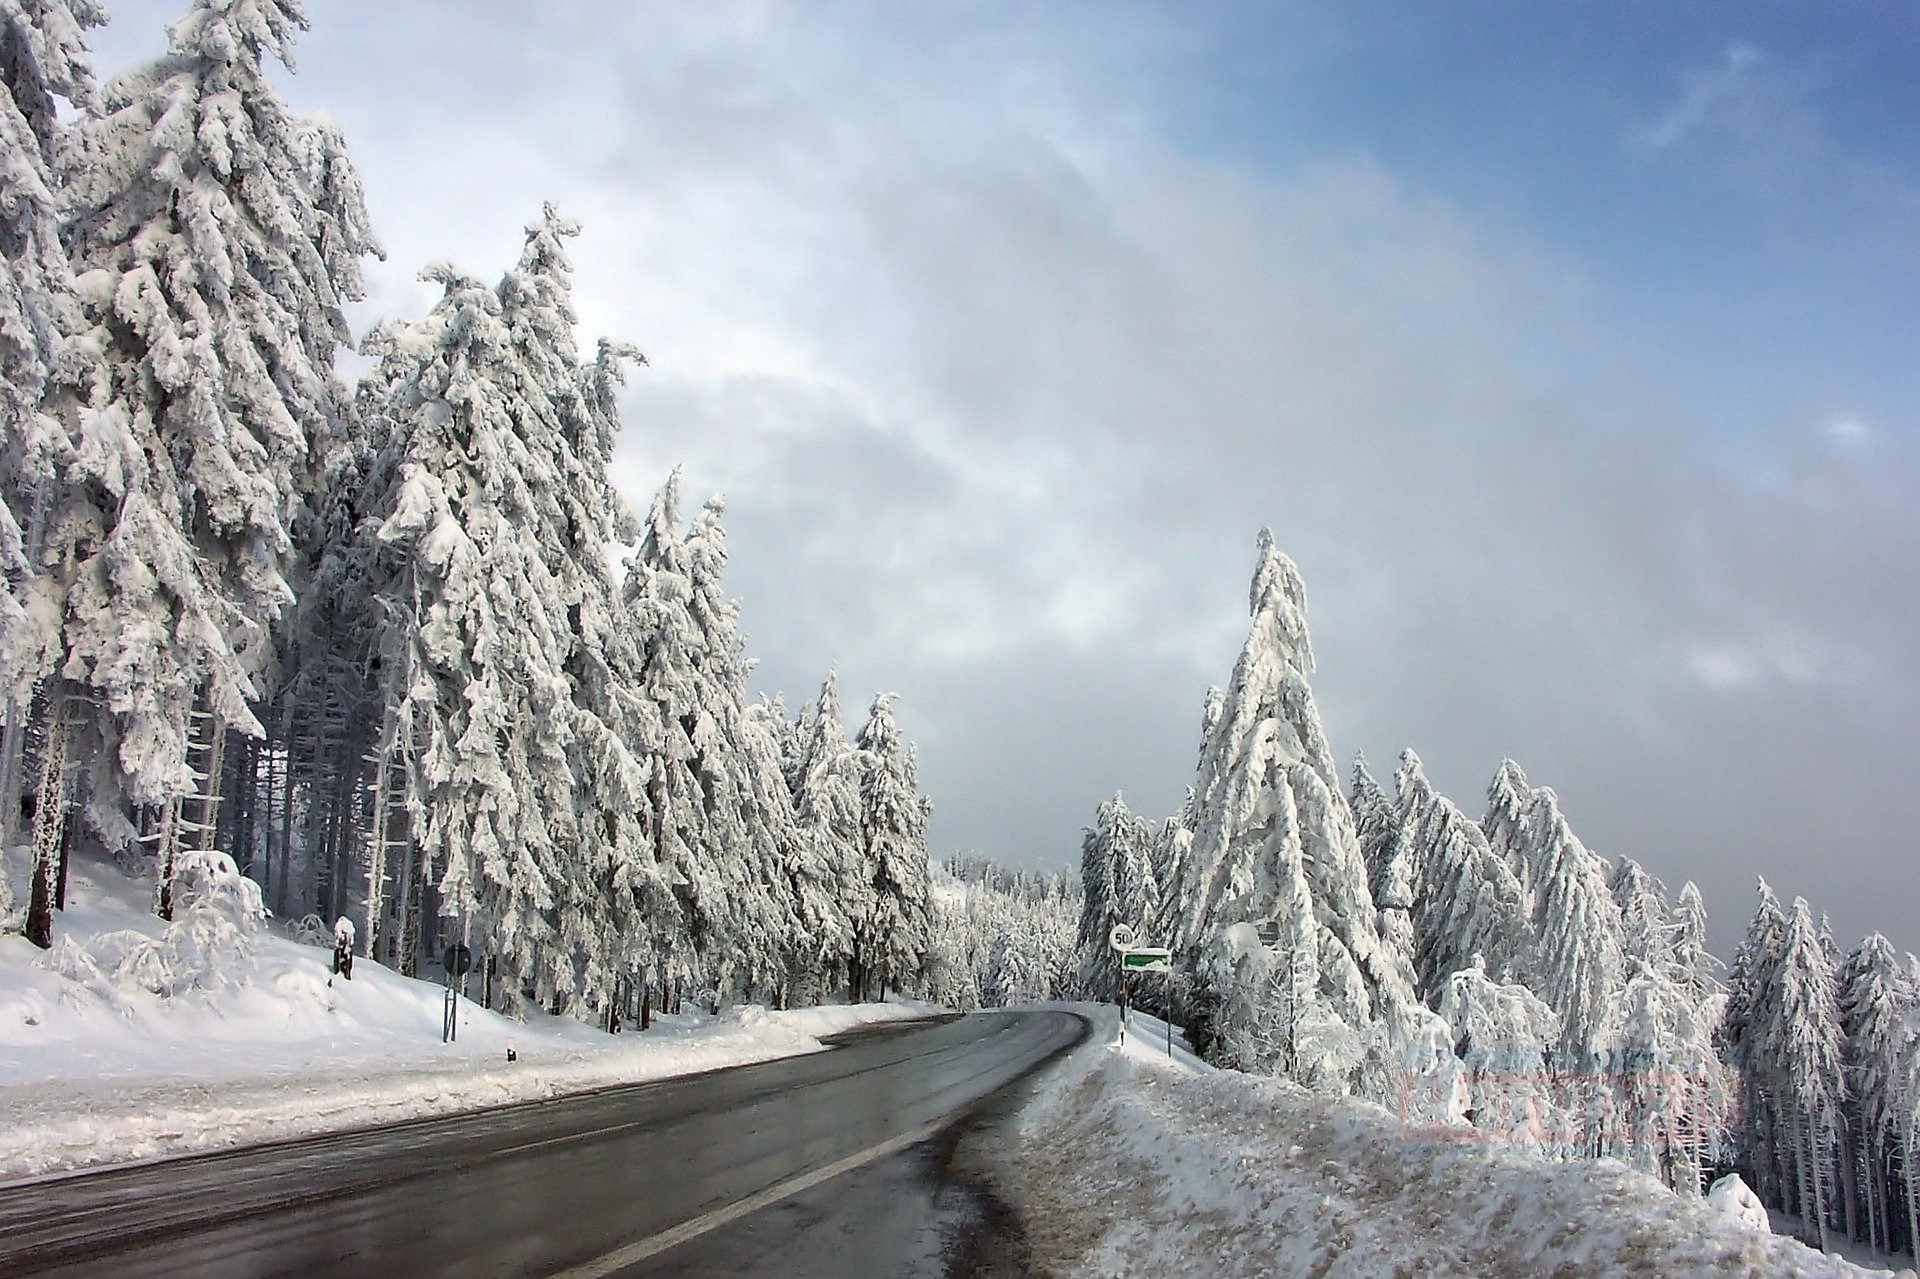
[985,1005,1897,1279]
[0,859,928,1182]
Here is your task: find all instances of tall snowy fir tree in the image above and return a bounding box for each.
[784,671,864,999]
[1609,857,1724,1189]
[1672,880,1718,1003]
[358,263,582,1012]
[56,0,376,927]
[1723,879,1790,1207]
[678,493,801,1004]
[852,693,931,1001]
[1837,934,1909,1254]
[1892,956,1920,1262]
[1480,759,1540,909]
[745,695,841,1006]
[0,0,102,944]
[1349,753,1415,978]
[1525,788,1621,1066]
[1076,792,1154,1000]
[492,209,655,1015]
[1439,954,1560,1142]
[617,471,724,1008]
[1395,750,1529,1002]
[1165,531,1432,1095]
[1773,897,1845,1251]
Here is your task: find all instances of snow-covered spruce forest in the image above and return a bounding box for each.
[1078,530,1920,1260]
[0,0,948,1022]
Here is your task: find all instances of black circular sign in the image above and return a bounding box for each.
[442,943,473,976]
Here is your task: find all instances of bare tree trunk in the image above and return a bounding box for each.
[0,490,51,852]
[152,798,181,921]
[326,770,351,926]
[276,720,296,920]
[53,792,73,911]
[1838,1111,1860,1245]
[0,694,31,854]
[23,690,69,949]
[1808,1108,1832,1253]
[363,744,395,959]
[1896,1121,1912,1259]
[399,840,426,978]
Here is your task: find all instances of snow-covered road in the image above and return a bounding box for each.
[0,1010,1084,1278]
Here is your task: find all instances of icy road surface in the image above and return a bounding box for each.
[0,1010,1086,1278]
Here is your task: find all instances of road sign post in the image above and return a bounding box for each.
[1109,925,1175,1050]
[442,943,473,1043]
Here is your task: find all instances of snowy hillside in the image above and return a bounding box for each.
[0,856,926,1182]
[981,1006,1898,1279]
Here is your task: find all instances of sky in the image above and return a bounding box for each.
[91,1,1920,956]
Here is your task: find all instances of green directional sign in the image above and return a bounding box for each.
[1122,947,1172,972]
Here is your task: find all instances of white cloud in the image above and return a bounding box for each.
[1640,42,1763,151]
[1824,415,1875,453]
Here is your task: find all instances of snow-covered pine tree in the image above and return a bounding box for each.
[680,493,799,1005]
[785,671,864,998]
[1891,953,1920,1263]
[1614,940,1728,1192]
[1076,792,1156,1001]
[1439,954,1560,1145]
[1481,759,1540,909]
[1672,880,1719,1004]
[919,862,981,1012]
[853,692,931,1000]
[59,0,376,913]
[1115,800,1161,955]
[618,472,722,1009]
[1525,790,1622,1066]
[1350,752,1415,977]
[1611,859,1676,980]
[1722,879,1789,1208]
[1671,881,1730,1185]
[1837,935,1911,1254]
[1175,531,1429,1094]
[361,265,576,1013]
[499,215,663,1019]
[1604,859,1725,1191]
[0,0,102,938]
[746,696,841,1006]
[1076,794,1117,1001]
[1773,896,1846,1251]
[1395,750,1530,1002]
[1149,806,1192,949]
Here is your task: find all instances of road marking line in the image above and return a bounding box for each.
[548,1118,952,1278]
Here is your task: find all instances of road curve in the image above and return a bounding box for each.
[0,1009,1087,1279]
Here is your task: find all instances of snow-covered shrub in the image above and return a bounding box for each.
[159,849,267,994]
[52,852,266,1000]
[284,914,332,947]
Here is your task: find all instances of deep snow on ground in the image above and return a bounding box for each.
[984,1004,1903,1279]
[0,856,925,1182]
[1769,1209,1916,1277]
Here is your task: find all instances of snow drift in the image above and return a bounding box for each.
[984,1006,1894,1279]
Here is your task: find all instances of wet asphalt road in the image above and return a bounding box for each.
[0,1009,1087,1278]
